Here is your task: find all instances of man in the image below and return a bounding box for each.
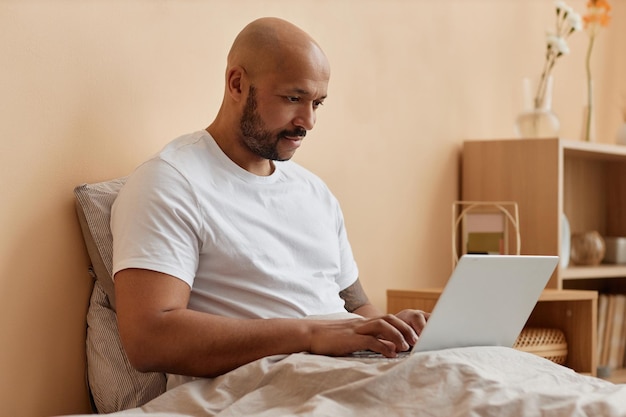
[111,17,429,387]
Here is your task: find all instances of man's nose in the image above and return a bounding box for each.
[293,106,316,131]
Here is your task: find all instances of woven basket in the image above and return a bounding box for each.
[513,327,568,365]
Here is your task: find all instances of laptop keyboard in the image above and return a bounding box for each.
[349,350,411,359]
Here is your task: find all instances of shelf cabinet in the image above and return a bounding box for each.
[462,137,626,382]
[462,138,626,289]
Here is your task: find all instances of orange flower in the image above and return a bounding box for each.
[584,0,611,35]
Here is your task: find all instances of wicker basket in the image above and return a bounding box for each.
[513,327,568,365]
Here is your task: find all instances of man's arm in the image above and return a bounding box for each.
[115,269,424,378]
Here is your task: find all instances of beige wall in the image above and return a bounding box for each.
[1,1,624,415]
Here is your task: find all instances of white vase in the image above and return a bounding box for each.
[514,76,560,139]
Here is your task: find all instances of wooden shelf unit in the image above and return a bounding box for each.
[387,289,598,376]
[462,137,626,381]
[462,138,626,288]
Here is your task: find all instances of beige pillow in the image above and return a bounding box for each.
[75,179,166,413]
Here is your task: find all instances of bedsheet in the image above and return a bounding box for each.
[68,347,626,417]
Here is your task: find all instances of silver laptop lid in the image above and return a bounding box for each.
[412,254,559,353]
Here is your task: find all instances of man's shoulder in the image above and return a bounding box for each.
[138,130,218,181]
[121,131,210,195]
[159,130,210,159]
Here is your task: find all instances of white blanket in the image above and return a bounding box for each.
[75,347,626,417]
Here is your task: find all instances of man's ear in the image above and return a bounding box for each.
[226,66,246,102]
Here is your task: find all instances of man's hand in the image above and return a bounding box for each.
[307,310,429,358]
[394,309,430,338]
[336,279,430,356]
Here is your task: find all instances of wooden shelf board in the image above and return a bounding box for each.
[562,265,626,280]
[538,289,597,301]
[562,139,626,161]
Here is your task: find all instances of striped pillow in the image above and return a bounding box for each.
[74,179,166,412]
[87,281,166,413]
[74,178,126,310]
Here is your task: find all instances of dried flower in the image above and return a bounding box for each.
[535,1,582,109]
[582,0,611,141]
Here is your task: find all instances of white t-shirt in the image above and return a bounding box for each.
[111,130,359,319]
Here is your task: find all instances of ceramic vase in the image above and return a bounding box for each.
[570,231,605,266]
[514,75,560,139]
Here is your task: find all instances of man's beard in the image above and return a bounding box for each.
[239,86,306,161]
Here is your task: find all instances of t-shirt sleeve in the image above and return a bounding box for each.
[111,159,202,287]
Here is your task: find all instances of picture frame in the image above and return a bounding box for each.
[452,201,520,268]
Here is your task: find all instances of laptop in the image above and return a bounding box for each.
[410,254,559,353]
[354,254,559,358]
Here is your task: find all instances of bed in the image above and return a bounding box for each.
[70,179,626,417]
[74,347,626,417]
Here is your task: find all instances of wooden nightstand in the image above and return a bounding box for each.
[387,288,598,376]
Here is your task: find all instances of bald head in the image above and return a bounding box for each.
[208,18,330,173]
[227,17,329,81]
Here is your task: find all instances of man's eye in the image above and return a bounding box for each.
[313,100,324,109]
[286,96,300,103]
